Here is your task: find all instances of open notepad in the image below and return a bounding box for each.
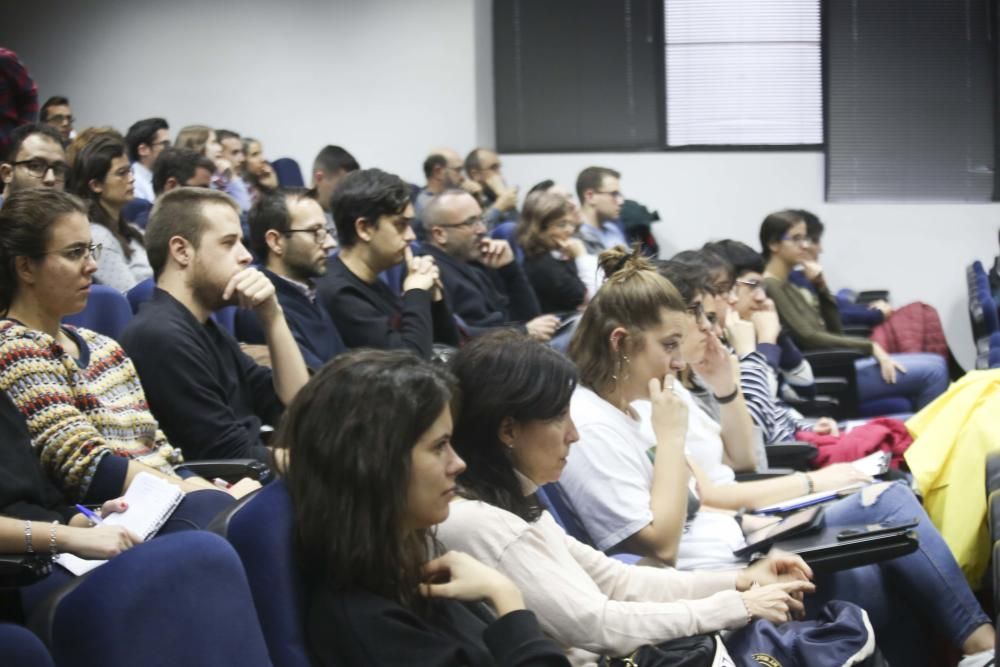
[754,452,890,515]
[55,472,184,576]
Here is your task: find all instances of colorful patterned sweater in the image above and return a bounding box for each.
[0,320,182,501]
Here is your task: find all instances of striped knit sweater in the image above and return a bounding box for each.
[0,320,181,501]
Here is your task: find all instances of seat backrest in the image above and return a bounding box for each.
[62,285,133,340]
[126,277,155,314]
[0,622,54,667]
[537,483,597,547]
[490,220,524,264]
[40,532,270,667]
[271,158,305,187]
[982,294,1000,334]
[221,479,310,667]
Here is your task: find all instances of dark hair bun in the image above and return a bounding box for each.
[597,243,653,281]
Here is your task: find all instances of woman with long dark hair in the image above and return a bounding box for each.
[281,349,570,667]
[71,133,151,291]
[440,330,821,666]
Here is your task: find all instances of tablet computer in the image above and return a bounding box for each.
[733,505,825,558]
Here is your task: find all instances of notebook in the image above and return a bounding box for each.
[55,472,184,576]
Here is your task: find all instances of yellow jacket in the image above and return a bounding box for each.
[904,369,1000,587]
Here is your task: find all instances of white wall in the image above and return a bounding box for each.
[3,0,996,368]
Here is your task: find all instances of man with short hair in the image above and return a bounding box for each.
[316,168,459,357]
[242,189,344,369]
[309,144,359,223]
[421,190,559,340]
[414,148,467,216]
[39,96,73,144]
[575,166,627,254]
[0,123,67,203]
[120,187,309,463]
[122,148,215,229]
[215,129,252,211]
[125,117,170,202]
[464,147,518,227]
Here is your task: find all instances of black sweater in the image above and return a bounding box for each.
[421,245,541,337]
[522,253,586,315]
[120,289,281,462]
[307,587,570,667]
[316,255,460,358]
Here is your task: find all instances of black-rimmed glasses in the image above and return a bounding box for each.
[12,159,70,181]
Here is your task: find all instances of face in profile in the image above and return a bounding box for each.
[365,202,416,270]
[679,294,713,366]
[506,409,579,486]
[619,307,688,400]
[22,211,98,318]
[403,407,466,531]
[280,197,336,281]
[189,203,254,309]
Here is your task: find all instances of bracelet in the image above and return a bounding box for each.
[714,386,739,404]
[24,520,33,554]
[740,590,754,625]
[49,521,58,556]
[800,472,815,494]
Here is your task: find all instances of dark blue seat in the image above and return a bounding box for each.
[62,284,133,340]
[215,480,309,667]
[32,532,270,667]
[537,483,640,564]
[490,221,523,264]
[121,198,153,228]
[0,623,54,667]
[857,396,913,418]
[271,158,305,187]
[126,277,155,314]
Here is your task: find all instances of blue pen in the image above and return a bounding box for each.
[75,504,103,525]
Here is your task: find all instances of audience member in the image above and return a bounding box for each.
[151,148,215,196]
[440,331,817,665]
[71,134,152,292]
[0,188,241,524]
[0,123,67,203]
[465,147,518,227]
[421,189,557,340]
[281,349,570,667]
[558,247,994,666]
[244,188,344,369]
[575,166,626,254]
[242,136,278,202]
[309,144,359,227]
[317,168,460,357]
[120,187,309,464]
[216,129,252,211]
[760,210,949,410]
[518,190,588,314]
[0,48,38,157]
[415,148,467,216]
[39,95,73,144]
[66,125,122,166]
[124,117,170,202]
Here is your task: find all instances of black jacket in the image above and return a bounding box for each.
[522,253,586,315]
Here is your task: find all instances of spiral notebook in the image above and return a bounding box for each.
[55,472,184,576]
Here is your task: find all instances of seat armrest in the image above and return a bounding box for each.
[842,324,874,337]
[854,290,890,305]
[735,468,795,482]
[0,554,53,590]
[174,459,270,483]
[765,442,818,470]
[801,348,865,372]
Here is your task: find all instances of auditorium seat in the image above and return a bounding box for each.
[0,622,54,667]
[62,284,133,340]
[28,531,271,667]
[126,277,240,336]
[271,158,305,187]
[490,220,523,263]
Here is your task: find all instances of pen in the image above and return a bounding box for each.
[75,504,103,525]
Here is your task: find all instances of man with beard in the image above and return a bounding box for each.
[0,123,67,204]
[120,187,309,463]
[414,148,470,216]
[238,188,345,368]
[420,190,558,340]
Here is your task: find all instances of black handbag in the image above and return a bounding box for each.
[601,634,724,667]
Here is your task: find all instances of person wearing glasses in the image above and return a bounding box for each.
[39,95,73,144]
[414,148,468,218]
[420,190,560,341]
[760,210,948,411]
[575,166,627,255]
[316,168,460,358]
[70,133,152,293]
[0,123,68,206]
[241,188,345,369]
[124,118,170,203]
[464,147,519,228]
[517,190,589,315]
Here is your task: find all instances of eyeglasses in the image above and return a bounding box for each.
[284,227,334,243]
[595,190,624,201]
[736,278,764,291]
[12,158,70,181]
[41,243,102,263]
[47,114,74,125]
[150,139,171,149]
[435,215,487,230]
[711,280,735,296]
[781,234,812,245]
